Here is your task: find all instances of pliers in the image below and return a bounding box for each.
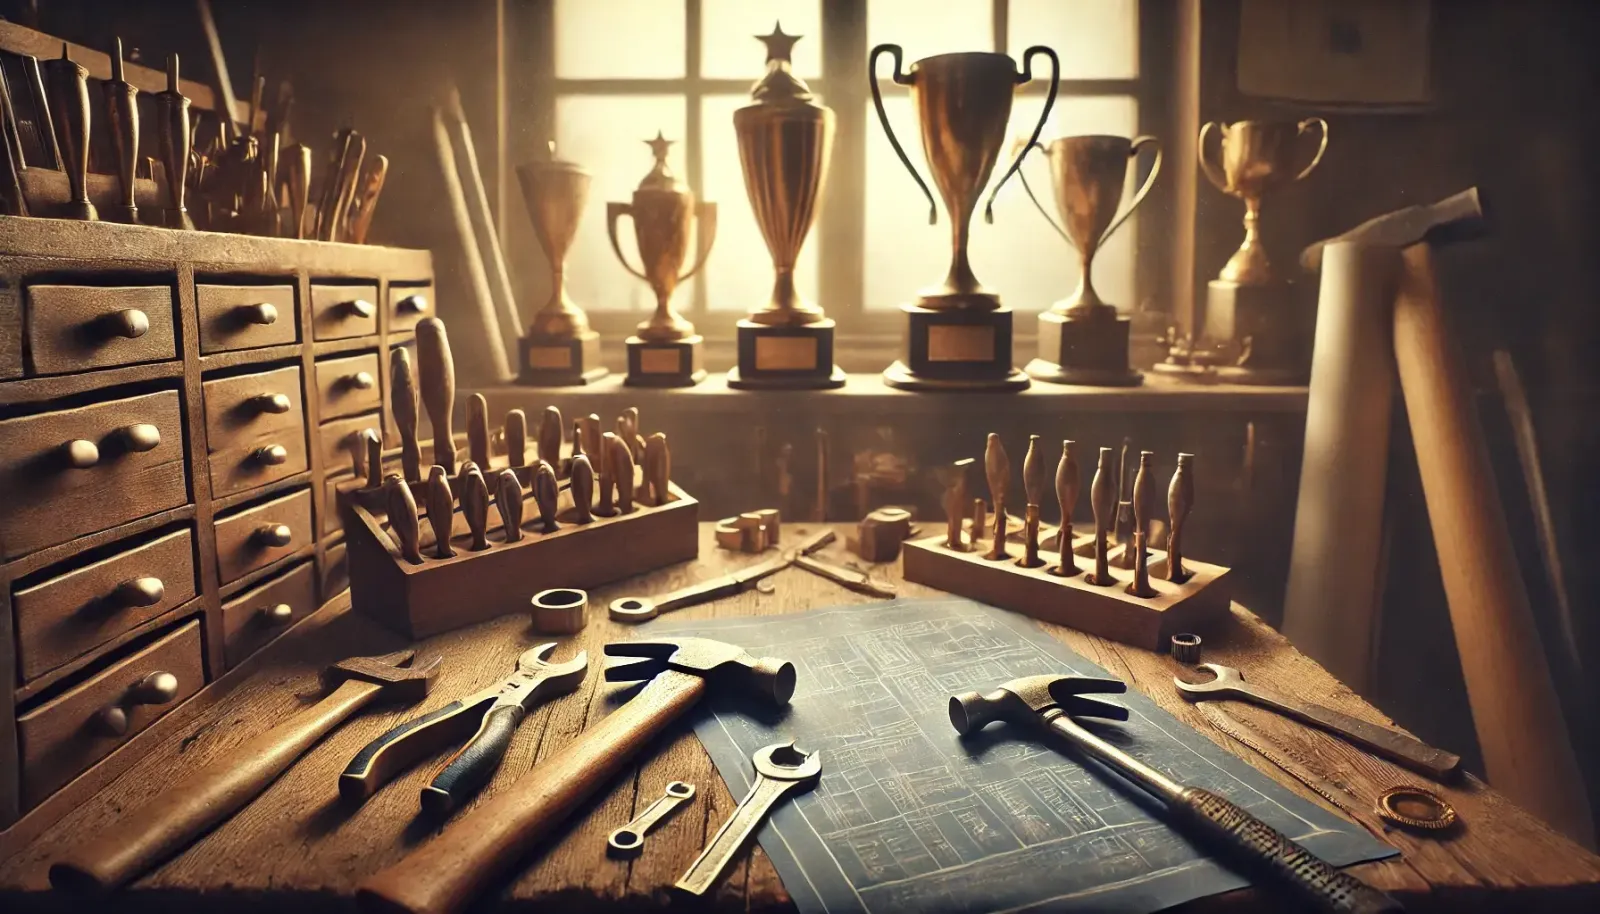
[339,642,588,815]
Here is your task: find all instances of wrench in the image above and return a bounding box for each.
[609,529,835,623]
[674,742,821,896]
[607,781,695,858]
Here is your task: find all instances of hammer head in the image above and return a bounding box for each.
[322,648,441,704]
[950,675,1129,736]
[605,637,796,706]
[1299,187,1487,272]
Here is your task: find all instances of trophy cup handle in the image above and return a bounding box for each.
[678,200,718,282]
[985,45,1059,225]
[869,43,936,225]
[1294,116,1330,181]
[605,201,650,282]
[1015,140,1071,247]
[1099,135,1163,246]
[1197,121,1230,194]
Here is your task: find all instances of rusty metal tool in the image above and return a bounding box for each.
[340,643,586,817]
[609,529,835,623]
[952,674,1403,914]
[357,637,795,914]
[1176,663,1460,780]
[50,650,440,893]
[674,743,821,895]
[608,781,695,858]
[792,552,897,599]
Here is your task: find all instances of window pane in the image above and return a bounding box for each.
[865,93,1141,313]
[554,96,689,313]
[867,0,992,59]
[555,0,685,79]
[698,95,821,313]
[1009,0,1138,79]
[702,0,822,80]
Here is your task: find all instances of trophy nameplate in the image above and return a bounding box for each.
[885,304,1028,391]
[756,335,817,371]
[519,332,606,385]
[927,325,995,363]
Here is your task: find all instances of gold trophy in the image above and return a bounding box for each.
[1020,134,1161,386]
[607,132,717,387]
[870,43,1059,392]
[1195,118,1327,384]
[728,24,844,390]
[515,141,607,386]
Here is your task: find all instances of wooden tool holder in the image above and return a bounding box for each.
[344,450,697,639]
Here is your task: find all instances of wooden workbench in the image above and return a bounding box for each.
[2,523,1597,912]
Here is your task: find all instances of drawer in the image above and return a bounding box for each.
[25,285,177,375]
[202,365,309,498]
[319,411,382,479]
[213,488,313,585]
[221,560,316,670]
[0,389,188,560]
[315,352,382,420]
[196,284,298,354]
[18,619,204,811]
[13,528,197,682]
[388,283,433,334]
[310,284,378,341]
[320,540,349,598]
[1,284,20,379]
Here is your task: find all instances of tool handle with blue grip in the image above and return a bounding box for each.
[422,705,523,817]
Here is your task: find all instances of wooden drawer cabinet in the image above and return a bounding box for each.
[202,365,309,498]
[388,283,432,334]
[196,284,298,354]
[0,389,188,560]
[17,619,204,810]
[314,352,381,420]
[1,284,20,380]
[24,285,177,375]
[12,527,197,683]
[318,411,382,479]
[213,488,312,585]
[220,560,315,670]
[310,284,378,341]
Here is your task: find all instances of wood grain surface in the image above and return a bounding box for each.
[1,523,1597,913]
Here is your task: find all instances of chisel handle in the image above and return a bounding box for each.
[357,671,707,914]
[51,680,383,892]
[415,318,456,476]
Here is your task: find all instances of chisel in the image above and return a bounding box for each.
[415,318,456,475]
[426,465,456,559]
[102,38,139,224]
[390,346,423,481]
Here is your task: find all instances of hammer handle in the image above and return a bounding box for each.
[50,679,383,892]
[357,670,708,914]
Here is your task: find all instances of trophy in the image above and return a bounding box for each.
[1195,118,1327,384]
[1020,134,1161,386]
[729,24,845,390]
[606,132,716,387]
[515,142,607,386]
[870,44,1059,392]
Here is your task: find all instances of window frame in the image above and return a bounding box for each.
[517,0,1175,358]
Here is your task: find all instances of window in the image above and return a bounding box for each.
[538,0,1156,350]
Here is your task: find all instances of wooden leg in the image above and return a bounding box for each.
[1392,243,1595,848]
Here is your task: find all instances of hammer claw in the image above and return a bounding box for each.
[1060,694,1131,722]
[604,657,666,683]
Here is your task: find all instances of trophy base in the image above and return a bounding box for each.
[729,319,845,390]
[1027,310,1143,387]
[625,334,706,387]
[883,304,1028,392]
[518,330,609,386]
[1206,279,1311,385]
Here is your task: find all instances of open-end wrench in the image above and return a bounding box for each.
[609,529,835,623]
[1175,663,1460,780]
[607,780,695,858]
[675,742,820,896]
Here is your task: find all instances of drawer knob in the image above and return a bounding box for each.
[397,294,428,314]
[253,392,292,414]
[254,523,294,547]
[61,439,100,469]
[347,370,376,390]
[120,423,162,452]
[111,576,166,608]
[262,602,294,625]
[96,671,180,736]
[253,444,289,465]
[347,298,376,318]
[100,308,150,340]
[238,302,279,325]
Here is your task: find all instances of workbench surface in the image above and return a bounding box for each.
[2,523,1597,912]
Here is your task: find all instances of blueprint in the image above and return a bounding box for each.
[650,598,1396,914]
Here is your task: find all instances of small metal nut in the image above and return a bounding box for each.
[1171,633,1202,664]
[531,587,587,634]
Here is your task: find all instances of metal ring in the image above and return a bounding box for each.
[530,588,588,634]
[1171,633,1202,664]
[1376,786,1457,831]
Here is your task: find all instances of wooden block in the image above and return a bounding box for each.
[901,531,1231,650]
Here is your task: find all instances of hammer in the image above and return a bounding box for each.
[50,649,440,893]
[357,637,794,914]
[1297,189,1594,847]
[951,675,1403,914]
